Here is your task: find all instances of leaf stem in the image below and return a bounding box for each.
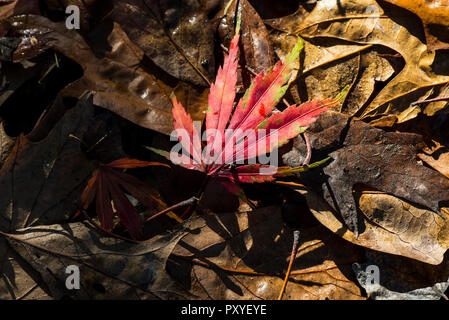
[278,230,300,300]
[144,196,199,224]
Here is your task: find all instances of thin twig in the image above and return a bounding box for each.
[278,230,300,300]
[411,96,449,106]
[179,175,211,218]
[144,196,199,224]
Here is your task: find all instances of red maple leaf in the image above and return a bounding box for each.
[150,32,343,183]
[80,158,169,240]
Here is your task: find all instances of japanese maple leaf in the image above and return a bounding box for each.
[80,158,169,240]
[151,33,342,183]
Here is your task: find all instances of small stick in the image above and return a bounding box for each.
[179,174,211,218]
[144,196,199,224]
[411,96,449,106]
[278,230,300,300]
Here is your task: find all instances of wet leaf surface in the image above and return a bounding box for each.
[0,99,95,299]
[7,15,208,135]
[0,99,97,231]
[219,0,274,77]
[111,0,215,87]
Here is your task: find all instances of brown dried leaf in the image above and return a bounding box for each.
[0,99,99,300]
[2,222,188,299]
[111,0,215,87]
[0,0,39,19]
[0,99,96,232]
[268,31,380,107]
[0,123,14,168]
[0,238,52,300]
[168,207,365,300]
[418,141,449,179]
[291,0,449,122]
[283,111,449,249]
[7,15,207,135]
[382,0,449,51]
[341,50,395,116]
[232,0,274,74]
[299,188,449,265]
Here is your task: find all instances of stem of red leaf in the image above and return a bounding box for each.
[144,195,199,224]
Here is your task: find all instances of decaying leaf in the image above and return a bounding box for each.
[283,111,449,243]
[0,99,96,300]
[0,0,39,19]
[2,0,449,302]
[297,188,449,265]
[0,237,51,300]
[7,15,207,135]
[382,0,449,51]
[2,222,188,299]
[267,9,395,115]
[218,0,274,76]
[267,7,373,77]
[0,99,97,232]
[111,0,215,87]
[418,140,449,179]
[0,122,14,167]
[167,206,365,300]
[289,0,449,123]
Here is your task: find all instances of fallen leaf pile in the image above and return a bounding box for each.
[0,0,449,300]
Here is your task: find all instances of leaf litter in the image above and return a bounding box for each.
[0,0,449,300]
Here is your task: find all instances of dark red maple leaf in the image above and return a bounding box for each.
[80,158,169,240]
